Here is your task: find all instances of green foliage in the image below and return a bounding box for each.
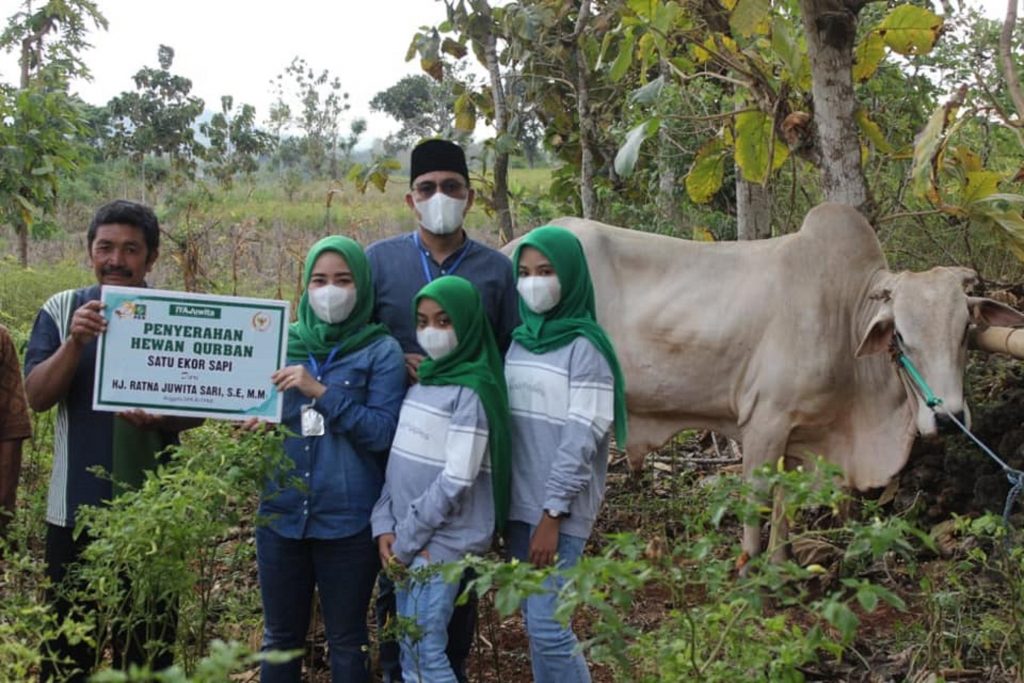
[0,0,107,82]
[443,461,933,682]
[370,73,464,151]
[200,96,274,189]
[614,118,660,178]
[0,0,107,265]
[106,45,206,188]
[89,640,296,683]
[0,256,92,328]
[0,80,86,254]
[64,424,294,674]
[269,56,354,180]
[347,156,402,194]
[875,5,943,56]
[733,110,788,184]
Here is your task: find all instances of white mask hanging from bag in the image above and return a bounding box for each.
[517,275,562,314]
[309,285,357,324]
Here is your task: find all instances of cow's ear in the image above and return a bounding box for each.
[855,307,895,358]
[968,297,1024,328]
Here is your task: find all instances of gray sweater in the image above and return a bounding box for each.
[505,337,614,540]
[371,384,494,564]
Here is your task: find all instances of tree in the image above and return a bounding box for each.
[200,95,274,189]
[370,73,466,151]
[408,0,561,242]
[269,57,354,179]
[798,0,871,212]
[107,45,206,192]
[0,0,106,266]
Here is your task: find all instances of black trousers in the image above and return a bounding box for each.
[39,523,177,683]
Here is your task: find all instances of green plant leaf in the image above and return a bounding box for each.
[821,600,859,643]
[691,33,738,64]
[685,137,727,204]
[877,5,943,56]
[494,584,522,616]
[969,193,1024,262]
[771,16,802,77]
[609,30,636,82]
[454,92,476,132]
[692,226,716,241]
[629,75,665,105]
[960,171,1002,205]
[734,110,788,184]
[730,0,770,38]
[852,32,885,83]
[614,118,660,178]
[854,108,893,154]
[911,96,963,202]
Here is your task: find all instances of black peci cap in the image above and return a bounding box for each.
[409,139,470,187]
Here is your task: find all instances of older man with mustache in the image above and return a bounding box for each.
[24,200,200,681]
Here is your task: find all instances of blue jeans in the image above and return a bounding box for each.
[395,556,462,683]
[256,525,380,683]
[377,570,476,682]
[506,521,591,683]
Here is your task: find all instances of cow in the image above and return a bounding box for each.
[504,202,1024,561]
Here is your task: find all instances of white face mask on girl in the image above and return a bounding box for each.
[309,284,357,324]
[414,192,467,235]
[417,326,459,359]
[517,275,562,314]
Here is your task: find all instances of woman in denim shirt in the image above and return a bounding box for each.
[255,236,406,683]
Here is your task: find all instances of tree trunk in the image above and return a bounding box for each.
[798,0,871,214]
[999,0,1024,124]
[656,61,679,229]
[574,0,598,219]
[15,217,28,268]
[736,176,772,240]
[480,2,514,244]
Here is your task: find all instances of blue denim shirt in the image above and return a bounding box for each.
[258,334,407,540]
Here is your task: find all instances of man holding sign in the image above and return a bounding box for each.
[24,200,196,681]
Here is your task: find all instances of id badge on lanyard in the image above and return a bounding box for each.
[301,403,325,437]
[301,346,338,438]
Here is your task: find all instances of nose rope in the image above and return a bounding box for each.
[892,340,1024,539]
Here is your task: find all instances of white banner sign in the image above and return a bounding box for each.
[93,286,290,422]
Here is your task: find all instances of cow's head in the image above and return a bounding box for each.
[855,267,1024,436]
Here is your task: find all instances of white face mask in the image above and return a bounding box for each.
[414,192,467,235]
[308,284,357,324]
[417,326,459,359]
[517,275,562,314]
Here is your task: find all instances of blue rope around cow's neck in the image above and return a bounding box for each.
[896,349,1024,541]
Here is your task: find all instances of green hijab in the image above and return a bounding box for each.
[287,236,388,362]
[511,225,628,446]
[415,276,511,532]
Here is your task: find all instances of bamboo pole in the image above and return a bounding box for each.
[970,326,1024,360]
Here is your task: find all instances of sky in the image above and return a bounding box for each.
[0,0,1014,146]
[0,0,458,144]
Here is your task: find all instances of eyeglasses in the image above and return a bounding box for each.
[413,180,469,199]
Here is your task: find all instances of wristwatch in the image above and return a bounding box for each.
[544,508,568,519]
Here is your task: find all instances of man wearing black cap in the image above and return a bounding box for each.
[366,139,517,682]
[367,138,518,383]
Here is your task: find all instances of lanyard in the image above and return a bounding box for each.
[414,232,472,284]
[308,345,341,381]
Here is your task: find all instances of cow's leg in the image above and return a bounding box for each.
[740,426,790,562]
